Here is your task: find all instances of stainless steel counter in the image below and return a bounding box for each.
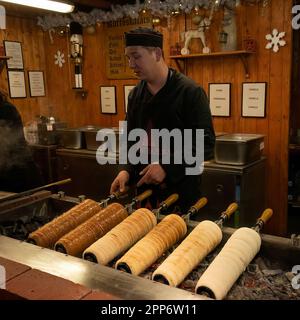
[0,235,207,300]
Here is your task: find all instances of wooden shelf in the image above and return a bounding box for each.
[72,87,88,98]
[0,56,11,73]
[169,50,254,78]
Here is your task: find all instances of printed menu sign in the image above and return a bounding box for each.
[4,41,24,69]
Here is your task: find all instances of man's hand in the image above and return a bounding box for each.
[110,170,130,194]
[137,164,166,187]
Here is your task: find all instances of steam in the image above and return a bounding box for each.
[0,120,31,171]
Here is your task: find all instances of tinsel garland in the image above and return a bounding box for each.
[37,0,232,30]
[37,0,267,31]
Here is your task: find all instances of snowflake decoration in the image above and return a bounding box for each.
[54,50,65,67]
[265,29,286,53]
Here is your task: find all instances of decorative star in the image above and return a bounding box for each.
[265,29,286,53]
[54,50,65,68]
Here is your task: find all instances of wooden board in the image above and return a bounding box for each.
[104,17,152,79]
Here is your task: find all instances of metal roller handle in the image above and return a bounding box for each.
[133,189,153,203]
[254,208,273,232]
[215,202,238,226]
[0,178,72,204]
[189,197,208,213]
[220,202,238,220]
[109,186,129,200]
[159,193,179,211]
[125,189,153,214]
[183,197,208,221]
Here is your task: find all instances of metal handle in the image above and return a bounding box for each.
[160,193,179,210]
[0,178,72,204]
[253,208,273,232]
[134,189,153,203]
[183,197,208,222]
[189,197,208,213]
[110,186,129,200]
[223,202,238,219]
[257,208,273,225]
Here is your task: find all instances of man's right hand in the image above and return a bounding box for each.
[110,170,130,194]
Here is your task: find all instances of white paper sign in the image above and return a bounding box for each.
[100,86,116,114]
[4,41,24,69]
[28,71,45,97]
[8,70,26,98]
[209,83,231,117]
[242,83,267,117]
[0,5,6,30]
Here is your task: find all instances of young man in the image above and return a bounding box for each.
[110,28,215,213]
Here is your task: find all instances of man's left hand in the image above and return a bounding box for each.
[137,163,166,187]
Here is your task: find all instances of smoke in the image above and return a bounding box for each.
[0,120,31,171]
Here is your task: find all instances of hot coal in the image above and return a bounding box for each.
[136,246,300,300]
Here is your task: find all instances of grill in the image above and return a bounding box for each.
[0,191,300,300]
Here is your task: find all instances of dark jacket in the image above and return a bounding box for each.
[0,101,43,192]
[123,68,215,213]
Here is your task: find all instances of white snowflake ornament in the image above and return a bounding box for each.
[265,29,286,52]
[54,50,65,67]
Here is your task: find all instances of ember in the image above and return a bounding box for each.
[138,246,300,300]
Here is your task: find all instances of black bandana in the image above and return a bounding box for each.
[125,31,163,48]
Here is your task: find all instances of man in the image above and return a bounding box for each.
[110,27,215,213]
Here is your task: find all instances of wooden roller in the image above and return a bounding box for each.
[115,214,187,276]
[27,199,101,248]
[83,208,157,264]
[195,208,273,300]
[54,203,128,256]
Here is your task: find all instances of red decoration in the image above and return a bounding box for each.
[243,38,256,52]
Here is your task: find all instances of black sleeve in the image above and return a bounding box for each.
[118,89,136,184]
[161,86,215,185]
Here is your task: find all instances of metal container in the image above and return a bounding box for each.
[82,126,102,151]
[215,133,265,165]
[56,128,84,149]
[84,127,120,152]
[37,122,67,145]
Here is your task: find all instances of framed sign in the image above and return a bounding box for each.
[123,85,135,113]
[209,83,231,117]
[100,86,117,114]
[7,70,26,98]
[28,71,45,97]
[104,18,152,79]
[242,82,267,118]
[3,40,24,69]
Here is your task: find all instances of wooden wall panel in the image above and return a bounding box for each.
[42,23,139,128]
[0,15,48,124]
[166,0,292,236]
[0,0,292,236]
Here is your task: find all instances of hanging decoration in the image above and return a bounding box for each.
[54,50,65,67]
[265,29,286,53]
[180,3,215,54]
[36,0,269,31]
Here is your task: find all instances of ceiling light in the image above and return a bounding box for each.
[0,0,75,13]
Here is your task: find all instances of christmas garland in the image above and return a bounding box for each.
[37,0,269,31]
